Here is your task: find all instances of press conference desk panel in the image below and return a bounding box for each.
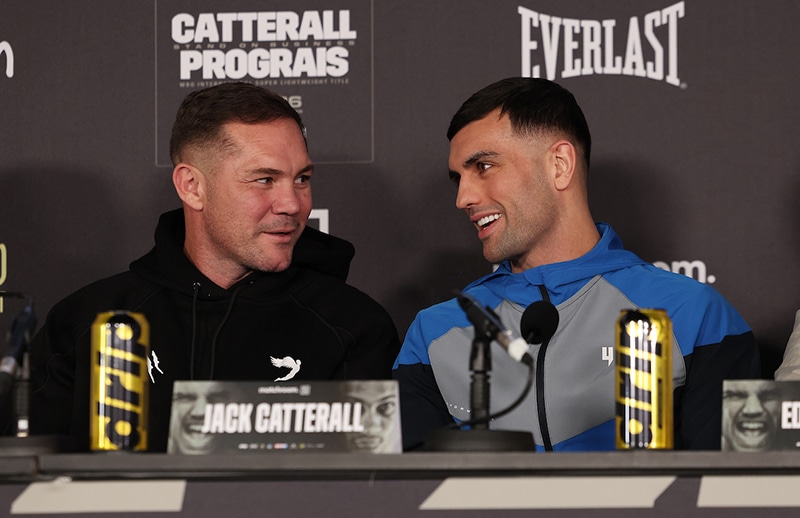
[3,450,800,516]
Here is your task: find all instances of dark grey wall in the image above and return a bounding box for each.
[1,0,798,376]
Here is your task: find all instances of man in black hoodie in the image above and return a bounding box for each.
[29,82,401,452]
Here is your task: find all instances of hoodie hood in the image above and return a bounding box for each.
[466,223,649,306]
[130,209,355,296]
[292,222,355,280]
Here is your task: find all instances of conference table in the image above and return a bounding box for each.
[3,440,800,517]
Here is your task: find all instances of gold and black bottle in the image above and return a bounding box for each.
[90,311,149,451]
[615,309,673,449]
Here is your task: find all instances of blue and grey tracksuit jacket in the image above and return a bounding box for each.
[393,223,760,451]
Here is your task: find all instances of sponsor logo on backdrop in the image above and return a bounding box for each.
[309,208,329,234]
[156,1,374,166]
[653,259,716,284]
[0,40,13,79]
[172,11,356,82]
[518,1,685,87]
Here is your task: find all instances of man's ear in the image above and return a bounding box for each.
[551,140,577,191]
[173,163,205,211]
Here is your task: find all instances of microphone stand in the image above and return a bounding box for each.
[0,295,35,437]
[423,305,535,452]
[11,348,30,438]
[469,329,492,430]
[0,293,71,454]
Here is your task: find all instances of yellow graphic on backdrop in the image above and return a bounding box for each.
[0,243,7,313]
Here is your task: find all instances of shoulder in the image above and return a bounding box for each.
[45,270,157,326]
[399,295,472,358]
[290,267,395,322]
[605,263,731,309]
[604,264,750,351]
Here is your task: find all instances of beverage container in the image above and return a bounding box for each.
[615,309,673,449]
[90,311,149,451]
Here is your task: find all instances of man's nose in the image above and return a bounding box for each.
[190,396,208,416]
[455,175,479,210]
[273,184,303,215]
[742,394,765,416]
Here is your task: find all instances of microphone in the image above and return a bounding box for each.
[520,300,559,345]
[0,297,37,404]
[456,292,531,363]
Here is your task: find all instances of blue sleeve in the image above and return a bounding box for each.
[392,313,454,450]
[393,313,432,368]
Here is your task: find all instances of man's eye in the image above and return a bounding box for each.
[207,394,229,404]
[759,390,781,402]
[477,162,492,172]
[295,174,311,185]
[256,177,274,184]
[723,391,746,401]
[174,394,197,403]
[448,172,461,185]
[376,401,396,417]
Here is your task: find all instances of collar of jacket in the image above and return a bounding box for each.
[129,208,356,299]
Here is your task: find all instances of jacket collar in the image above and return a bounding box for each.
[466,223,648,305]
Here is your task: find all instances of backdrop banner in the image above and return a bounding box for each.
[1,1,798,383]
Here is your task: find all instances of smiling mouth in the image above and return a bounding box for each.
[184,419,208,437]
[476,214,501,229]
[352,435,382,450]
[736,420,767,435]
[263,228,298,241]
[267,226,297,234]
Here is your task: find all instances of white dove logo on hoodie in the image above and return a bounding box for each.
[270,356,302,382]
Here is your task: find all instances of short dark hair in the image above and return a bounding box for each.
[447,77,591,168]
[169,82,306,166]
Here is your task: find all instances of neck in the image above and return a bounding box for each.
[182,211,250,290]
[510,214,600,273]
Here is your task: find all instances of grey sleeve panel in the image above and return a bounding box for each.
[428,276,687,446]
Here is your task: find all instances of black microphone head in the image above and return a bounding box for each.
[520,300,559,344]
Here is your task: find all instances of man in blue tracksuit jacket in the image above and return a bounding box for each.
[392,78,760,451]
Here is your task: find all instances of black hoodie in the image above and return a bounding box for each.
[29,209,400,452]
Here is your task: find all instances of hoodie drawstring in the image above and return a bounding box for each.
[189,282,201,380]
[188,282,245,380]
[535,284,555,451]
[208,285,244,379]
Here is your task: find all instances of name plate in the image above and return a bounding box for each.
[722,380,800,451]
[167,380,402,454]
